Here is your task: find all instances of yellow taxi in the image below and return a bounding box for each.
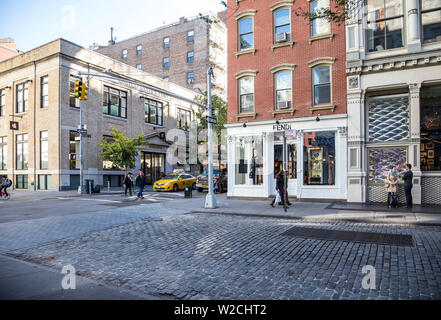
[153,173,197,192]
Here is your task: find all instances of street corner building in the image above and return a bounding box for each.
[0,38,200,191]
[225,0,348,200]
[345,0,441,205]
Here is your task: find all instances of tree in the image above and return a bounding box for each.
[98,127,146,177]
[194,92,227,173]
[294,0,364,25]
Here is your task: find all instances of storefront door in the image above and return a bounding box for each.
[141,152,165,185]
[273,143,297,197]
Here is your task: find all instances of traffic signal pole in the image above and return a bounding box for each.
[205,67,217,209]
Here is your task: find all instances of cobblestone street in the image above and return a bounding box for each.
[8,213,441,300]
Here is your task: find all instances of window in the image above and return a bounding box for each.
[239,77,254,113]
[38,174,52,190]
[311,0,330,36]
[15,174,28,189]
[347,26,356,49]
[16,82,28,113]
[187,51,194,63]
[367,94,409,142]
[40,131,48,170]
[420,85,441,171]
[1,89,5,116]
[40,76,48,108]
[163,77,169,81]
[136,64,142,70]
[187,30,194,42]
[235,136,263,185]
[275,71,292,109]
[163,57,169,69]
[163,37,170,48]
[103,86,127,118]
[16,133,28,170]
[187,72,194,84]
[0,136,6,170]
[274,142,296,179]
[312,66,331,105]
[422,1,441,43]
[303,131,335,185]
[177,108,191,130]
[122,49,128,59]
[366,0,404,52]
[69,131,80,169]
[69,75,80,108]
[136,44,142,55]
[239,17,253,50]
[144,98,163,126]
[274,8,291,42]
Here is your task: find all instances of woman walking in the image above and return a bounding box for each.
[385,166,399,208]
[270,170,287,207]
[124,172,134,196]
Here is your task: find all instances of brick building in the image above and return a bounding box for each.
[0,38,19,62]
[96,12,227,100]
[225,0,347,200]
[0,38,200,191]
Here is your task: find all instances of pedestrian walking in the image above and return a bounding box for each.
[401,163,413,208]
[135,170,145,199]
[385,166,399,208]
[0,175,12,199]
[124,172,134,196]
[270,170,288,207]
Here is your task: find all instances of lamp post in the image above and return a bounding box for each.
[205,67,217,209]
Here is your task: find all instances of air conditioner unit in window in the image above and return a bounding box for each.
[275,32,289,43]
[277,101,291,109]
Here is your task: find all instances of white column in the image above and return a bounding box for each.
[262,132,272,198]
[227,134,235,197]
[409,83,422,204]
[407,0,421,52]
[296,130,304,200]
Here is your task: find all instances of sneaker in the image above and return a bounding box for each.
[270,203,275,208]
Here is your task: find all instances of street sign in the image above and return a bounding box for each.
[285,129,297,139]
[9,121,19,130]
[206,116,217,124]
[76,128,88,135]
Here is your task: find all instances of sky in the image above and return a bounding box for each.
[0,0,226,52]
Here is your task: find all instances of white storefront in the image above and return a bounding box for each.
[226,115,348,200]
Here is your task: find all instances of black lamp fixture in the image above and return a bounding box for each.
[275,120,280,125]
[316,114,321,122]
[243,122,247,128]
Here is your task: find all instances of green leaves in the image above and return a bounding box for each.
[98,128,146,172]
[194,92,227,137]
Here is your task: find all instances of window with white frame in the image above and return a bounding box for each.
[422,1,441,43]
[312,65,331,105]
[40,76,48,108]
[274,8,291,42]
[366,0,404,52]
[239,17,254,50]
[16,82,28,113]
[235,136,263,185]
[275,71,292,109]
[40,131,48,170]
[311,0,330,36]
[238,77,254,113]
[16,133,28,170]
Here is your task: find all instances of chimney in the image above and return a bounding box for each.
[179,17,187,24]
[108,27,115,45]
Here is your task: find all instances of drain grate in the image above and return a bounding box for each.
[282,227,413,246]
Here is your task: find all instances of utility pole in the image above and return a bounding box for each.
[205,67,217,209]
[283,134,287,212]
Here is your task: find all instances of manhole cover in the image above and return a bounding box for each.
[282,227,413,246]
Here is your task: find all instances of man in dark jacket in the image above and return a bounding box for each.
[135,170,146,199]
[124,172,133,196]
[401,163,413,208]
[0,175,11,199]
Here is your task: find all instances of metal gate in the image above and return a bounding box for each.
[421,176,441,205]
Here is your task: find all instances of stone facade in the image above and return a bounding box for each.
[0,38,200,191]
[96,13,227,100]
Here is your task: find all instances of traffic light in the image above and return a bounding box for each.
[80,82,88,100]
[74,80,83,99]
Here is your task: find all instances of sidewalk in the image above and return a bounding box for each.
[164,194,441,226]
[0,254,155,300]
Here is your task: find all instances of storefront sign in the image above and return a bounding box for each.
[285,129,297,139]
[273,124,291,131]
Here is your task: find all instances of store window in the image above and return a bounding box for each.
[145,98,163,126]
[422,2,441,43]
[239,77,254,113]
[274,143,296,179]
[40,131,48,170]
[69,131,80,169]
[312,65,331,105]
[103,86,127,118]
[274,8,291,42]
[303,131,335,185]
[275,71,292,109]
[311,0,330,36]
[0,136,6,170]
[421,85,441,171]
[0,89,5,116]
[235,136,263,185]
[16,82,28,113]
[239,17,253,50]
[367,94,409,142]
[40,76,48,108]
[369,147,407,183]
[366,0,404,52]
[69,75,80,108]
[15,174,28,189]
[16,133,28,170]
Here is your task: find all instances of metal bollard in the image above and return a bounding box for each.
[89,181,92,195]
[107,180,110,193]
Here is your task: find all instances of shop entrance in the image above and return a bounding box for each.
[141,152,165,185]
[274,133,297,197]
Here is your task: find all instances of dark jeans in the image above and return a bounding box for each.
[0,186,8,197]
[137,185,144,198]
[404,186,413,206]
[125,185,132,196]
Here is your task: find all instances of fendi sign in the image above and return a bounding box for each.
[273,124,292,131]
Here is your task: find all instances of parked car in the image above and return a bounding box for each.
[153,173,196,192]
[196,168,227,193]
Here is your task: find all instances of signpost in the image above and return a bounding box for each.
[205,116,217,125]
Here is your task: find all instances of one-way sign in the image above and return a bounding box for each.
[206,116,217,124]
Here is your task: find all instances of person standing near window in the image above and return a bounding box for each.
[401,164,413,208]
